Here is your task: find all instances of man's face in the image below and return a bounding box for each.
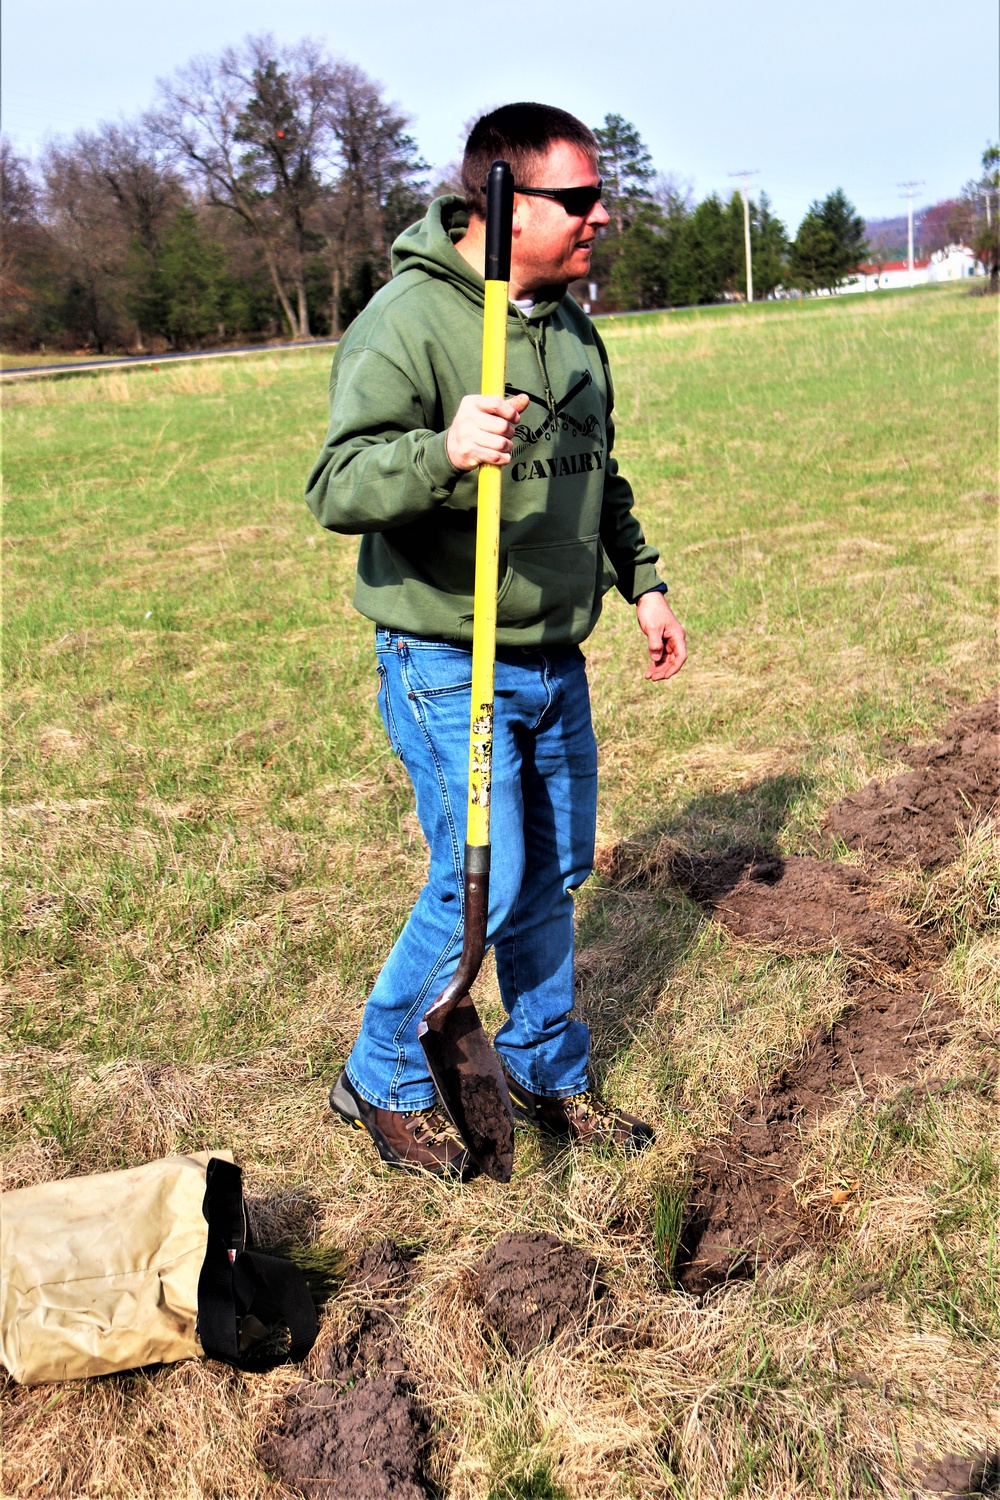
[510,141,609,291]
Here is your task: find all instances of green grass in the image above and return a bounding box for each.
[2,285,997,1499]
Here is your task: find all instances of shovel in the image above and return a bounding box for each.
[416,160,516,1183]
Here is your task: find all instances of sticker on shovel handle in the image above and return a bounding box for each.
[470,702,494,807]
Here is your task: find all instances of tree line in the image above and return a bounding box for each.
[2,39,997,355]
[591,119,999,309]
[1,36,426,352]
[592,114,866,309]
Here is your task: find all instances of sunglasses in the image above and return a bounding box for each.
[482,181,603,217]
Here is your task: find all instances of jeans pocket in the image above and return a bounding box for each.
[376,662,404,757]
[399,642,473,699]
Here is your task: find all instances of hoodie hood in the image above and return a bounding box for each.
[390,196,565,321]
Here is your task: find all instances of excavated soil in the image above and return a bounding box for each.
[264,1242,430,1497]
[424,993,514,1181]
[351,1238,420,1298]
[670,847,939,969]
[826,696,999,867]
[676,977,954,1295]
[475,1232,601,1356]
[910,1449,1000,1497]
[451,1068,515,1182]
[315,1305,414,1385]
[673,703,993,1293]
[261,1377,434,1500]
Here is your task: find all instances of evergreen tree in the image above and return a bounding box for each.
[593,114,655,235]
[668,194,739,305]
[789,206,835,290]
[158,208,234,343]
[974,142,999,291]
[750,192,789,298]
[605,205,677,309]
[724,192,749,296]
[233,52,326,338]
[337,257,385,329]
[790,189,866,291]
[820,188,867,280]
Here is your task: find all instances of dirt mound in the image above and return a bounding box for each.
[826,695,999,867]
[315,1305,413,1385]
[475,1232,600,1356]
[261,1377,434,1500]
[677,978,953,1296]
[911,1448,1000,1497]
[352,1239,419,1298]
[671,847,936,969]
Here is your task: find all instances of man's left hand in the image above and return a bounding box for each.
[636,592,687,682]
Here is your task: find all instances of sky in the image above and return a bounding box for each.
[3,0,997,232]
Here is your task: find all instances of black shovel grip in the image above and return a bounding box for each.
[485,161,514,282]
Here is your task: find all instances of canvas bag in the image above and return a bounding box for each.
[0,1152,317,1386]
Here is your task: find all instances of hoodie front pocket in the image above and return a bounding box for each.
[496,535,604,637]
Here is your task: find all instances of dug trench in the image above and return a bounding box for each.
[668,695,998,1296]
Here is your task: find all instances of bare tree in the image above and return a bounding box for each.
[866,223,899,284]
[74,122,182,256]
[39,120,181,349]
[320,65,426,332]
[919,199,961,256]
[0,140,43,325]
[42,139,130,349]
[151,35,333,338]
[652,172,693,216]
[974,142,1000,291]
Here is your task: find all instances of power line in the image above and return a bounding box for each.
[729,169,760,302]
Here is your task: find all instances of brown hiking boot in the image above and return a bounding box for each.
[502,1070,655,1155]
[329,1072,470,1179]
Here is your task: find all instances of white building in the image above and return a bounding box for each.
[844,243,985,293]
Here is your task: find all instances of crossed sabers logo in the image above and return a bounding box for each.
[508,371,600,447]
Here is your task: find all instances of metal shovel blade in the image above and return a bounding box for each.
[418,991,514,1183]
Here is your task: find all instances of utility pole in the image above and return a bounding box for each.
[729,169,760,302]
[898,181,924,286]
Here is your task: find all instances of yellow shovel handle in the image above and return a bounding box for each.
[466,275,509,848]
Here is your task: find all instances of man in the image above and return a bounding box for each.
[305,103,686,1179]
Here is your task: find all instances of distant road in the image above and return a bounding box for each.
[0,304,728,383]
[0,336,342,382]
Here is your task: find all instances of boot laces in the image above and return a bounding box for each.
[563,1089,614,1128]
[408,1106,464,1150]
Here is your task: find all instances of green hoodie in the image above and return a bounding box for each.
[305,196,662,646]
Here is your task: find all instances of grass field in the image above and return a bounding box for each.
[2,283,998,1498]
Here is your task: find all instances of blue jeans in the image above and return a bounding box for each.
[345,628,598,1112]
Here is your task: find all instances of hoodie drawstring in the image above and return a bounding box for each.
[514,306,557,421]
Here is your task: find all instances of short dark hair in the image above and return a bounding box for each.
[462,103,598,218]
